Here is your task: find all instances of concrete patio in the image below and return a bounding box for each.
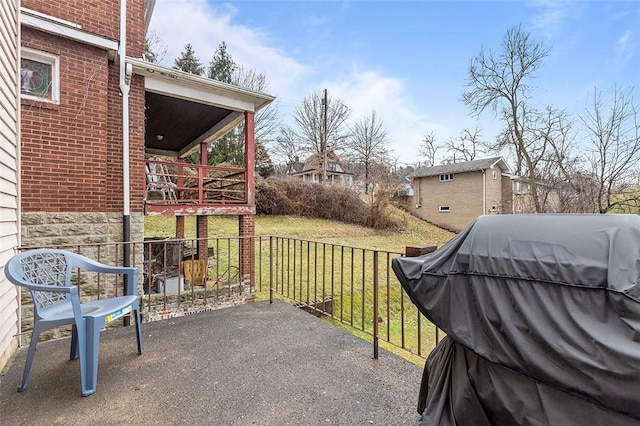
[1,300,423,425]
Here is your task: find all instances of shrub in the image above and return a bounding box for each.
[256,177,399,229]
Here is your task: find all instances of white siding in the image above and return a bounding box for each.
[0,0,20,372]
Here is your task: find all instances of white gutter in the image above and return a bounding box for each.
[120,0,129,217]
[120,0,132,266]
[20,8,118,60]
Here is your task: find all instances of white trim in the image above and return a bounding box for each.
[20,8,118,60]
[20,47,59,104]
[127,57,275,113]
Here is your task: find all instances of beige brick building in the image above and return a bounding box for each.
[407,157,510,232]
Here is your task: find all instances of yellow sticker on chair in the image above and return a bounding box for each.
[106,306,132,323]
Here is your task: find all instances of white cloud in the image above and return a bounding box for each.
[323,66,454,164]
[148,0,309,97]
[615,30,635,69]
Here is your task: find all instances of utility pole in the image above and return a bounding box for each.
[322,88,328,183]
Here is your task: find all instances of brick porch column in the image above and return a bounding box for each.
[239,214,255,286]
[176,216,185,239]
[197,215,208,261]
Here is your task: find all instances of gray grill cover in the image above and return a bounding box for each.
[392,214,640,425]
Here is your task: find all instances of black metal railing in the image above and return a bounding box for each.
[19,236,441,361]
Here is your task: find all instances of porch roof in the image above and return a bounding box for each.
[128,58,275,159]
[0,300,422,424]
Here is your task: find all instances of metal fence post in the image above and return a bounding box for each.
[373,251,379,359]
[269,236,273,304]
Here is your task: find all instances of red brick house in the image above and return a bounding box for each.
[18,1,273,280]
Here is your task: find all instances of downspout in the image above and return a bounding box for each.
[482,169,486,215]
[119,0,131,267]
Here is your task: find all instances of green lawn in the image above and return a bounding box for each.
[144,206,454,363]
[144,205,455,253]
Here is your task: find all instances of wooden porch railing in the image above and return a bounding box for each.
[145,159,247,206]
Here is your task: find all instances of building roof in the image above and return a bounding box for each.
[409,157,509,178]
[288,151,353,176]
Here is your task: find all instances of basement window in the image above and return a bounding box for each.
[439,173,454,182]
[20,48,59,104]
[439,206,450,213]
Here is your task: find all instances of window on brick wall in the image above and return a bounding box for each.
[439,173,454,182]
[439,206,450,212]
[20,48,59,104]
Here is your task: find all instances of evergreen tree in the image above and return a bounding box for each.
[207,42,236,83]
[174,43,204,75]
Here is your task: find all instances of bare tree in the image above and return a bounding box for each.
[294,90,351,155]
[143,30,168,64]
[463,25,550,212]
[582,87,640,213]
[443,127,484,162]
[271,126,302,172]
[418,130,438,166]
[347,110,390,194]
[233,66,280,151]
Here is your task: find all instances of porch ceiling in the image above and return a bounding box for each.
[144,92,233,155]
[128,57,275,159]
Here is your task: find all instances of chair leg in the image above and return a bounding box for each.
[70,325,79,360]
[134,309,143,355]
[18,327,43,392]
[81,317,101,397]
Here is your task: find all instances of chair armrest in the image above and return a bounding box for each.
[11,280,74,294]
[71,255,139,296]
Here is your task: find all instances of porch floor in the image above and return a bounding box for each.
[1,300,422,425]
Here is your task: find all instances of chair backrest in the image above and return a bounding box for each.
[182,259,207,287]
[5,249,75,312]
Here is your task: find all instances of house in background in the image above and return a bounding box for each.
[502,173,560,215]
[288,151,353,187]
[407,157,509,232]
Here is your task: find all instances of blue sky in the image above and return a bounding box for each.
[149,1,639,164]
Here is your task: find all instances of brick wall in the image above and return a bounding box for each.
[21,28,110,212]
[21,0,146,216]
[22,0,146,57]
[485,168,503,214]
[408,167,509,231]
[409,172,484,232]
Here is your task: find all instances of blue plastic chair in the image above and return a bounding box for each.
[4,249,143,396]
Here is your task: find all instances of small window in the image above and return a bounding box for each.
[492,170,497,180]
[20,48,59,104]
[439,206,450,212]
[439,173,454,182]
[490,205,498,212]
